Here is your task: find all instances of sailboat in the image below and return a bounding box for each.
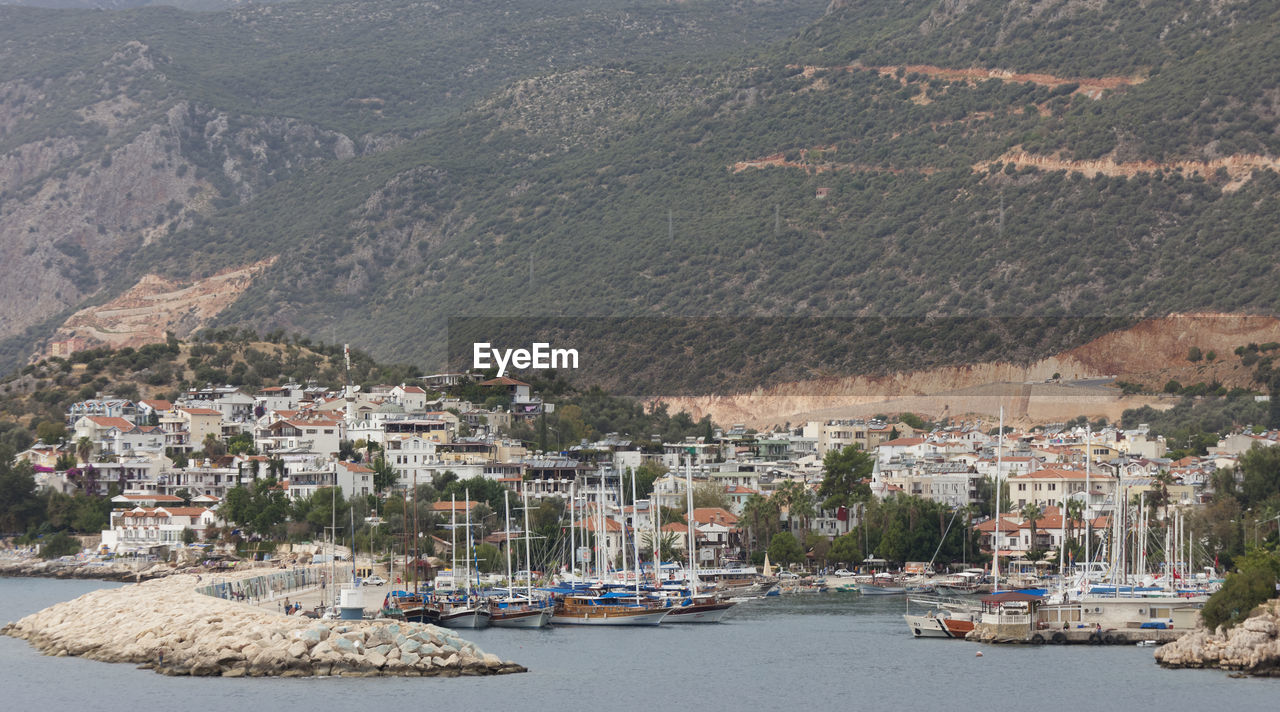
[489,487,552,628]
[663,454,736,623]
[433,492,491,629]
[386,472,440,624]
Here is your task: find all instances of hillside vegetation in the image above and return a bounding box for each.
[2,0,1279,392]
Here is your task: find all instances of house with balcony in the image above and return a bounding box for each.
[102,506,221,552]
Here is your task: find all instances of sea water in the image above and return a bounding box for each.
[1,577,1275,711]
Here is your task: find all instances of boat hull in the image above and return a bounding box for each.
[860,585,906,595]
[438,607,492,629]
[904,613,972,639]
[550,608,671,626]
[490,609,552,628]
[665,601,736,624]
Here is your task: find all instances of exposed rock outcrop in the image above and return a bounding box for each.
[1,574,524,677]
[0,557,174,582]
[1155,601,1280,677]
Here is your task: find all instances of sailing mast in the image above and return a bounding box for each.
[522,482,533,599]
[568,480,576,580]
[993,407,1003,593]
[685,453,698,597]
[652,495,661,588]
[504,490,513,594]
[597,474,606,581]
[1084,423,1091,577]
[618,468,628,587]
[450,493,457,591]
[631,467,641,598]
[465,487,473,598]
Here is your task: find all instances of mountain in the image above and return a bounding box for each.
[2,0,1278,391]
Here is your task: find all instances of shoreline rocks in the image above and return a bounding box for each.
[1155,600,1280,677]
[0,557,175,582]
[1,574,525,677]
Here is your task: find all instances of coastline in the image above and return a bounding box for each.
[1155,600,1280,677]
[1,571,525,677]
[0,557,177,583]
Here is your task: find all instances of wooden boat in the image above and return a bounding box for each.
[384,592,441,625]
[663,596,736,624]
[435,601,492,629]
[551,595,670,626]
[488,597,553,628]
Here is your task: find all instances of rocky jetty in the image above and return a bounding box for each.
[0,557,174,582]
[1,574,525,677]
[1155,600,1280,677]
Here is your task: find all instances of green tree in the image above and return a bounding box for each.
[829,531,862,566]
[1238,444,1280,509]
[181,527,197,545]
[741,493,780,554]
[474,542,503,574]
[623,462,666,504]
[1021,502,1043,558]
[203,433,226,460]
[0,455,42,533]
[818,444,874,509]
[641,531,682,563]
[371,457,397,494]
[767,531,804,567]
[39,531,82,559]
[691,482,731,510]
[76,436,93,465]
[35,421,67,445]
[1200,549,1280,631]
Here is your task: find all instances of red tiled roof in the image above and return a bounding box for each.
[431,500,479,512]
[879,438,925,447]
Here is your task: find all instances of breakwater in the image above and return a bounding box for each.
[1,573,524,677]
[0,556,173,582]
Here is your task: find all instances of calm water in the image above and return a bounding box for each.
[2,577,1276,710]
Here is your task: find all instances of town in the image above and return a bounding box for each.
[4,352,1275,580]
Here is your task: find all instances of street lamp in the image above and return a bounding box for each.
[1254,514,1280,549]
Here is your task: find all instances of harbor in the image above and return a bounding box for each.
[2,575,1274,712]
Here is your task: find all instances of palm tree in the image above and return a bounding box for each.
[774,481,815,536]
[1149,469,1175,521]
[76,436,93,466]
[742,493,780,553]
[1021,502,1043,553]
[1065,497,1085,545]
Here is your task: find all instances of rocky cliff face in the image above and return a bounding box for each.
[0,37,361,343]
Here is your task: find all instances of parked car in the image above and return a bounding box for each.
[361,575,387,586]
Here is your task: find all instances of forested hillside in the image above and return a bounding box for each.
[2,0,1278,392]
